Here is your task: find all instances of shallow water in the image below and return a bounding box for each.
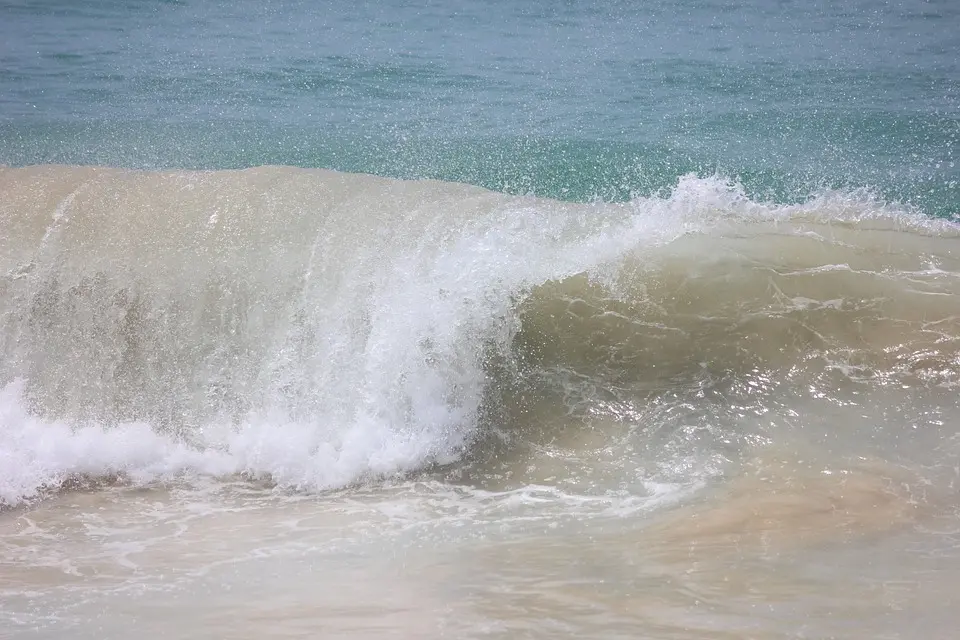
[2,166,959,638]
[4,457,960,638]
[2,0,959,637]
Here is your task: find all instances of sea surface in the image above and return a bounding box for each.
[1,1,959,638]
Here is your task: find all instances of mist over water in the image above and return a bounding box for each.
[1,0,959,637]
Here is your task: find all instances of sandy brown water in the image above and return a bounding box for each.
[3,445,960,639]
[2,166,959,638]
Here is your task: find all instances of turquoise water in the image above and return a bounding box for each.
[2,0,957,213]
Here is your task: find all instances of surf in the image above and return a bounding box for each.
[1,164,958,507]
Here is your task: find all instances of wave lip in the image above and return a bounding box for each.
[1,165,958,506]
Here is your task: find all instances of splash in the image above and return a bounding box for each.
[1,166,957,506]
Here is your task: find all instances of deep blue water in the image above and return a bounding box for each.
[1,0,957,213]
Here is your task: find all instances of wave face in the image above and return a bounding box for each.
[1,165,959,506]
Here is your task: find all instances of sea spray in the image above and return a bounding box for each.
[1,166,958,506]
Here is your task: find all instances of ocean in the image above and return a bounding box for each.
[1,1,958,638]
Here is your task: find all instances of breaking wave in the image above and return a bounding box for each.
[1,165,958,506]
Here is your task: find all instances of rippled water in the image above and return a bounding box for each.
[1,0,957,209]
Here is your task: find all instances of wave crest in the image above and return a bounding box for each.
[1,166,957,506]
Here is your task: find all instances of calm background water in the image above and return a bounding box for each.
[1,0,957,212]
